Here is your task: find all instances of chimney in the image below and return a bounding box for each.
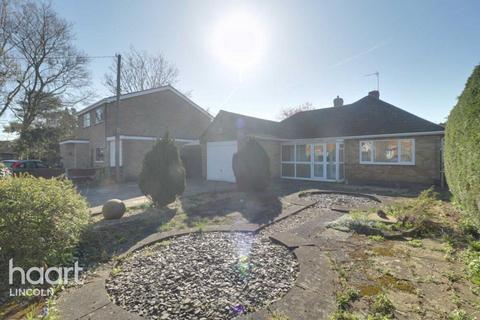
[368,90,380,99]
[333,95,344,107]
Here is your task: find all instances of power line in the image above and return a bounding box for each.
[2,55,115,61]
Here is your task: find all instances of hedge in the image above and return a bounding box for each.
[445,64,480,228]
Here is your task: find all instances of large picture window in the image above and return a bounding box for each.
[360,139,415,165]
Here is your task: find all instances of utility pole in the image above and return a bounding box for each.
[115,54,121,182]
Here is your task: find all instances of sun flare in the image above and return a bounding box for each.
[211,10,266,72]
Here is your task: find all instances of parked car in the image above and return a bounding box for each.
[1,160,49,172]
[1,160,64,178]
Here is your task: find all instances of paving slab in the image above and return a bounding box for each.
[269,232,315,249]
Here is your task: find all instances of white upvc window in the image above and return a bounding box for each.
[94,106,104,124]
[360,139,415,165]
[83,113,91,128]
[281,141,344,181]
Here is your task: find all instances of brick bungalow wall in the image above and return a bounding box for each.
[344,135,443,186]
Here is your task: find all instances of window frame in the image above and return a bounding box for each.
[83,113,91,128]
[94,106,105,124]
[94,146,105,163]
[281,141,344,181]
[359,139,415,165]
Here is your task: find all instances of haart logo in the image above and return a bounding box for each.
[8,259,84,296]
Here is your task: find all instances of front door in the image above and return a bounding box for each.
[294,142,344,181]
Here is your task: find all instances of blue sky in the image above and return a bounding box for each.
[2,0,479,139]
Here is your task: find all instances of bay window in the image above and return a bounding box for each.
[360,139,415,165]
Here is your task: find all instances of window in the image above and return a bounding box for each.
[36,162,48,168]
[281,145,294,162]
[281,142,344,181]
[281,145,295,177]
[95,107,104,124]
[374,140,398,163]
[359,139,415,165]
[83,113,91,128]
[295,144,311,162]
[95,147,105,162]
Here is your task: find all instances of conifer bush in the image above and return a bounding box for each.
[139,133,186,206]
[232,138,270,192]
[445,64,480,229]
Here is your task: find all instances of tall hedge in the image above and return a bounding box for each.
[445,64,480,228]
[139,133,186,206]
[0,176,90,276]
[232,138,270,192]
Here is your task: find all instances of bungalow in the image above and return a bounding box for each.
[201,91,444,186]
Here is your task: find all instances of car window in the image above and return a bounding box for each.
[36,162,48,168]
[25,161,37,169]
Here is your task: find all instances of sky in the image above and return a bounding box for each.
[2,0,480,139]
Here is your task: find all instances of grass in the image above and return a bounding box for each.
[449,309,475,320]
[336,287,360,311]
[368,235,385,242]
[269,311,290,320]
[407,239,423,248]
[370,293,395,317]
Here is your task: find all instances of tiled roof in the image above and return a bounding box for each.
[203,94,444,141]
[279,95,444,139]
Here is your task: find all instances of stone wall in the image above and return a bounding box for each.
[344,135,443,186]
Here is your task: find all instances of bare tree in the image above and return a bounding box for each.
[0,0,20,118]
[104,46,179,94]
[0,1,90,132]
[277,102,315,120]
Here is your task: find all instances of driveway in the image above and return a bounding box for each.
[78,179,236,212]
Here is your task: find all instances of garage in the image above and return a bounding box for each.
[206,141,237,182]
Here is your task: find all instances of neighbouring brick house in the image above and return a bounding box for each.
[0,141,16,160]
[201,91,444,186]
[60,86,212,180]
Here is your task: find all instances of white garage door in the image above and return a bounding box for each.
[207,141,237,182]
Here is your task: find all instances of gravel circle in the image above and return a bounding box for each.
[303,193,379,209]
[106,232,298,319]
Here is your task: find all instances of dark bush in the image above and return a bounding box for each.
[232,137,270,192]
[139,133,186,206]
[445,65,480,229]
[0,176,90,272]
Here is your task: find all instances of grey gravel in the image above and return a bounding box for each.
[106,232,297,319]
[303,193,378,209]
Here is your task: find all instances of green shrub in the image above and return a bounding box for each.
[0,175,89,279]
[445,64,480,230]
[138,133,186,206]
[370,293,395,317]
[232,137,270,192]
[336,287,360,311]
